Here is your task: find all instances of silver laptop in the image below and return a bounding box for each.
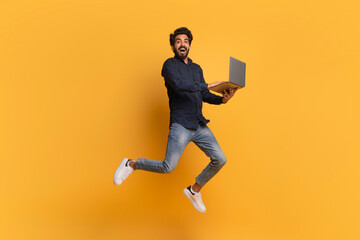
[209,57,246,93]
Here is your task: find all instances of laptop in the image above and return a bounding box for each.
[209,57,246,93]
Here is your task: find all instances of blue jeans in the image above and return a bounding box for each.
[136,123,227,187]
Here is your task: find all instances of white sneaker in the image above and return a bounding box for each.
[183,186,206,213]
[114,158,134,186]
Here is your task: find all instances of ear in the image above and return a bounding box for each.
[171,46,174,52]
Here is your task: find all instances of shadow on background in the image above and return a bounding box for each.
[108,71,198,238]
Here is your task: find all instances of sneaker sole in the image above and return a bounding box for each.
[113,158,129,186]
[183,188,206,213]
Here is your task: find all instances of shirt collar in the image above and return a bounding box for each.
[174,55,192,65]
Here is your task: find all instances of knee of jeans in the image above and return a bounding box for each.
[213,154,227,166]
[161,162,175,173]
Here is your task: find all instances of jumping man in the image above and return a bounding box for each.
[114,27,237,213]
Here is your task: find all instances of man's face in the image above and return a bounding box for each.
[171,34,191,60]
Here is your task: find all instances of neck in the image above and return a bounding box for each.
[174,55,189,64]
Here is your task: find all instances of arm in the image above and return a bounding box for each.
[199,67,223,104]
[161,60,208,92]
[201,89,223,105]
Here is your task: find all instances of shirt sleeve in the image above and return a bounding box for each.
[199,68,223,105]
[161,59,208,92]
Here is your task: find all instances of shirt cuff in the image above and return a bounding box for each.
[199,83,208,91]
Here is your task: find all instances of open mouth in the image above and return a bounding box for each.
[179,48,186,53]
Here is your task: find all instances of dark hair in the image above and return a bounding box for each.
[169,27,193,46]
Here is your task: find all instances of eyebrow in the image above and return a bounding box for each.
[175,37,189,41]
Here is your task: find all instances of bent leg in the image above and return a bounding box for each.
[192,125,227,187]
[136,123,191,173]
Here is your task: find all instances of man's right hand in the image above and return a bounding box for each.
[207,81,225,89]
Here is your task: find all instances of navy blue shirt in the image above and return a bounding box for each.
[161,56,223,130]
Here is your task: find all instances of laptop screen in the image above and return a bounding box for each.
[229,57,246,87]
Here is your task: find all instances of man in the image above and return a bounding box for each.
[114,27,237,213]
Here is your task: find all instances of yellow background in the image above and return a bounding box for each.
[1,0,359,239]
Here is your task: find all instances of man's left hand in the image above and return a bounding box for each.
[222,88,238,103]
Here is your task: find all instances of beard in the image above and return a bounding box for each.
[173,46,189,60]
